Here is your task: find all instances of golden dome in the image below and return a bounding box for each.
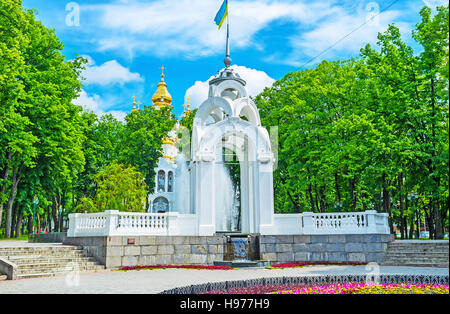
[131,96,137,113]
[152,67,172,109]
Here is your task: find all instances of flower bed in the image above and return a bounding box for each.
[266,261,367,269]
[271,283,450,294]
[203,284,309,294]
[119,265,235,271]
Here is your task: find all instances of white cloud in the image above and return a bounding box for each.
[73,89,127,122]
[185,65,275,108]
[279,6,412,67]
[84,0,338,58]
[81,56,143,86]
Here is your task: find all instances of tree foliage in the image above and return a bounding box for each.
[254,5,449,238]
[76,162,147,213]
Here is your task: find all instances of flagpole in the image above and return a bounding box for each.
[225,0,231,68]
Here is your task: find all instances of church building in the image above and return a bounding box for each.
[130,68,189,213]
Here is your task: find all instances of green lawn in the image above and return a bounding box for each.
[0,235,29,241]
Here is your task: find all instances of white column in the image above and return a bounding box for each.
[105,210,119,236]
[167,212,180,235]
[196,158,216,235]
[257,161,275,234]
[302,212,314,234]
[67,213,79,237]
[365,210,377,234]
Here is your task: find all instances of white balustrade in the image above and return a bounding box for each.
[67,211,198,237]
[302,210,390,235]
[67,209,390,237]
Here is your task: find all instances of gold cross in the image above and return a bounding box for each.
[133,96,136,102]
[161,65,165,74]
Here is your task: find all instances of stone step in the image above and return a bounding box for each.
[0,246,81,252]
[16,265,105,275]
[382,258,449,264]
[384,253,449,258]
[382,262,448,268]
[15,261,101,270]
[8,257,98,265]
[0,245,106,280]
[386,249,448,254]
[388,244,448,249]
[15,270,104,280]
[383,256,448,263]
[0,251,87,258]
[0,248,85,254]
[388,245,448,249]
[392,243,449,245]
[16,272,64,280]
[0,252,88,260]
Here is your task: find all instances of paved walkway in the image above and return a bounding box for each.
[1,241,448,294]
[0,265,448,294]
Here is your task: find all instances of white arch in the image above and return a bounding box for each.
[194,97,233,127]
[234,98,261,126]
[197,118,272,161]
[213,80,248,99]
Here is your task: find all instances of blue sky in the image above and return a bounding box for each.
[21,0,444,120]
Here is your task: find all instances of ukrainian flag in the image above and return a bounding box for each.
[214,0,228,30]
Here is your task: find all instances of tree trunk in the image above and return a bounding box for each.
[5,163,22,238]
[382,173,393,233]
[398,172,405,239]
[308,184,315,213]
[433,180,443,239]
[319,185,326,213]
[314,184,320,213]
[306,168,315,212]
[11,201,17,238]
[145,192,150,212]
[27,215,33,235]
[334,173,341,203]
[434,200,443,239]
[15,209,23,238]
[428,197,435,239]
[0,156,11,231]
[349,177,356,212]
[287,190,301,213]
[36,214,40,233]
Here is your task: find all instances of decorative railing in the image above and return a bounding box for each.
[68,210,183,237]
[302,210,390,235]
[117,213,168,232]
[67,210,390,237]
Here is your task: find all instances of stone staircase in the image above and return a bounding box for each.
[382,241,449,268]
[0,245,105,280]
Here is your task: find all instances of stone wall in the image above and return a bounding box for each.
[64,234,394,268]
[259,234,394,264]
[64,236,226,269]
[29,232,67,243]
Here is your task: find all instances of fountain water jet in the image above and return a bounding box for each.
[174,154,191,214]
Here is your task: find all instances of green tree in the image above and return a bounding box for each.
[0,1,85,236]
[120,106,176,210]
[83,161,147,213]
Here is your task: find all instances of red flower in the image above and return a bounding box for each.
[119,265,234,271]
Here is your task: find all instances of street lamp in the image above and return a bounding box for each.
[32,195,39,234]
[407,192,419,239]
